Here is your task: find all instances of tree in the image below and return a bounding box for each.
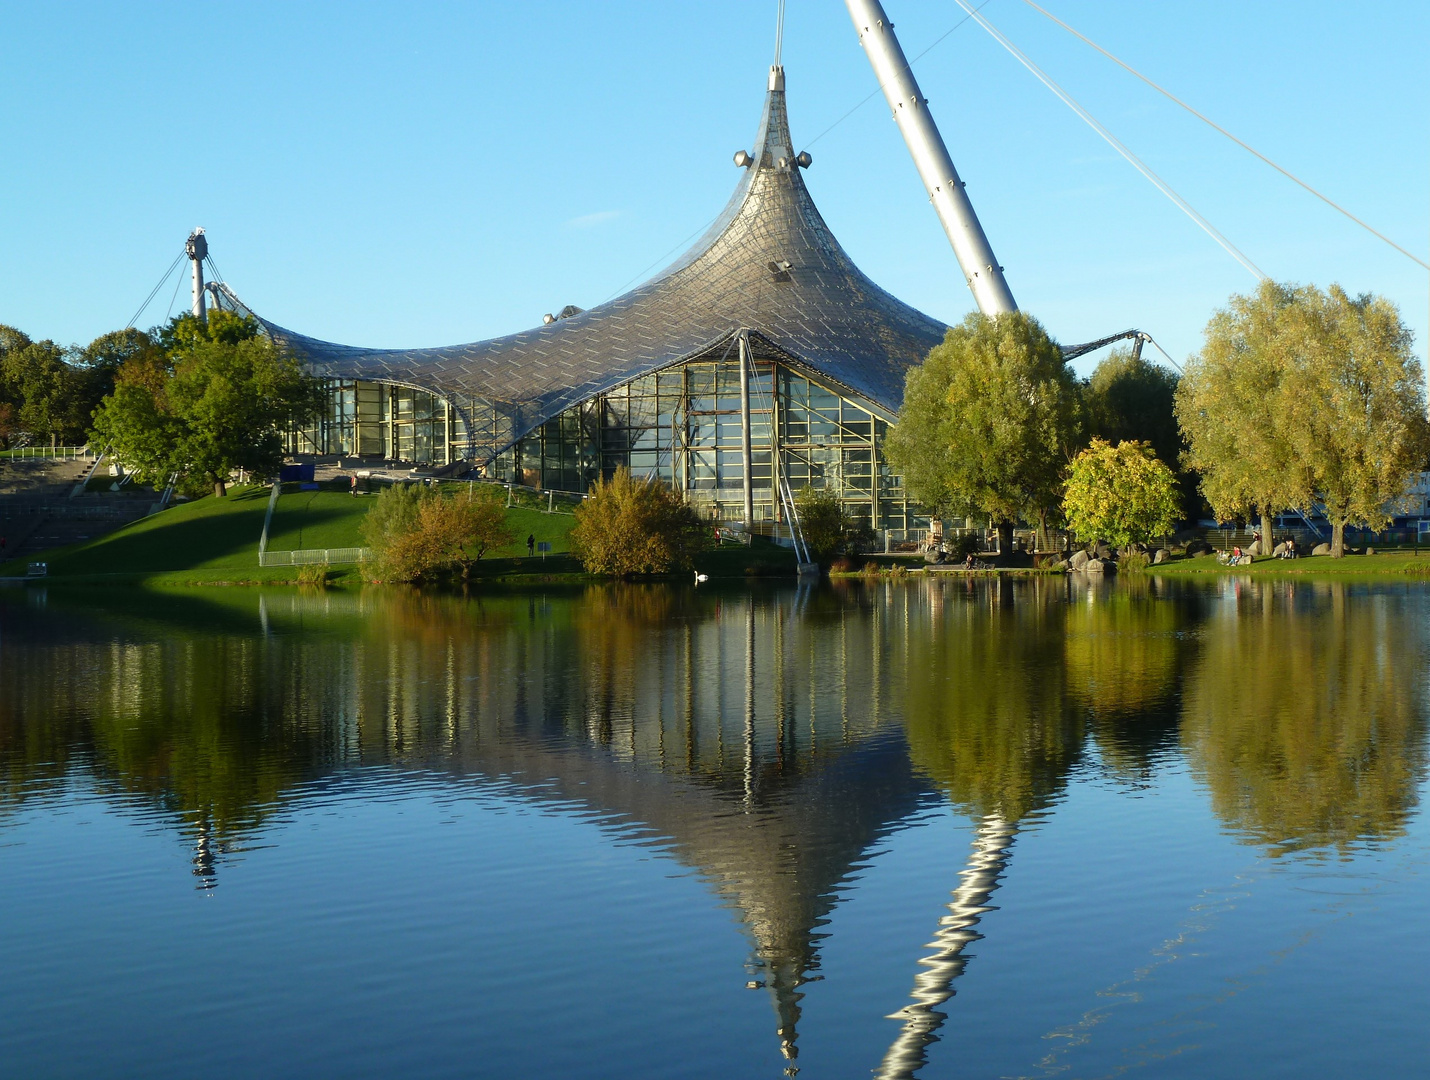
[1084,348,1195,519]
[571,466,709,576]
[1062,439,1180,552]
[0,337,83,446]
[885,311,1082,554]
[91,312,321,496]
[1277,285,1430,557]
[1176,282,1312,548]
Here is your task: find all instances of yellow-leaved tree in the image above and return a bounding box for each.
[1062,439,1179,554]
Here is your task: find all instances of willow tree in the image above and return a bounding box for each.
[1176,282,1310,549]
[1278,286,1430,557]
[885,311,1081,554]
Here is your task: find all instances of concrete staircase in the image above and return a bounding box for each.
[0,457,153,568]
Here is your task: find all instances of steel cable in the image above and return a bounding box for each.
[953,0,1267,281]
[1022,0,1429,272]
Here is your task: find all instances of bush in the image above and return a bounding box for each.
[571,467,709,577]
[794,487,875,560]
[829,556,854,574]
[951,533,982,559]
[1120,550,1151,573]
[295,563,330,587]
[362,482,514,582]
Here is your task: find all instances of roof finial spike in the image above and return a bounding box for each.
[773,0,786,69]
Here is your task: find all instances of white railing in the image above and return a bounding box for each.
[259,547,369,567]
[2,445,93,461]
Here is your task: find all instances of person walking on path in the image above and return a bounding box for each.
[527,533,535,557]
[350,474,358,497]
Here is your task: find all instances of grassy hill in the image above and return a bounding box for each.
[1,481,586,585]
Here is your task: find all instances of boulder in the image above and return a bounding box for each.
[1085,557,1106,573]
[1069,549,1090,571]
[1273,540,1289,557]
[924,549,945,565]
[1094,541,1115,561]
[1366,547,1376,556]
[1152,548,1170,565]
[1049,559,1069,572]
[1312,542,1332,556]
[1185,540,1214,557]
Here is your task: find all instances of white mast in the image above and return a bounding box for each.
[844,0,1016,315]
[186,228,207,320]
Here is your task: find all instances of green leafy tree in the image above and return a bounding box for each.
[885,311,1082,554]
[91,312,321,496]
[1063,439,1179,552]
[0,337,84,446]
[1176,282,1312,547]
[1277,286,1430,557]
[571,466,709,577]
[1084,348,1195,518]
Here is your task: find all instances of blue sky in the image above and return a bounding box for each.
[2,1,1426,376]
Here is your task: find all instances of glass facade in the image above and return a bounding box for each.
[292,351,928,532]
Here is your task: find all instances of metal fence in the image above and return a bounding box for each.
[258,547,369,567]
[0,446,94,461]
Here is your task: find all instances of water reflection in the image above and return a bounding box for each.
[1,577,1428,1076]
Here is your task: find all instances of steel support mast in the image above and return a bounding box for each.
[845,0,1016,315]
[186,228,207,320]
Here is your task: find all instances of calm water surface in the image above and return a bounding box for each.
[2,578,1428,1078]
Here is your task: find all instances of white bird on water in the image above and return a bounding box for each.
[694,572,709,584]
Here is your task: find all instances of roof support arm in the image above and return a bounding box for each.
[845,0,1016,315]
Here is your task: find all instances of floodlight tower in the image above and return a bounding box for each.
[845,0,1016,315]
[186,228,208,320]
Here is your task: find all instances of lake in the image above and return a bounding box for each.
[2,577,1427,1078]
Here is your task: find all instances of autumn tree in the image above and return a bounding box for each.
[571,466,709,577]
[1176,282,1311,548]
[1062,439,1180,552]
[885,311,1081,554]
[91,312,321,496]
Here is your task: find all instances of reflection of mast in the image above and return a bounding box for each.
[876,814,1016,1079]
[192,816,219,890]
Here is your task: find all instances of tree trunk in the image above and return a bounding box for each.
[1331,520,1345,558]
[213,477,227,498]
[1260,510,1275,557]
[996,520,1014,556]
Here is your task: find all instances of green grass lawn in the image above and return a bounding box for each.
[266,488,371,550]
[1151,550,1430,576]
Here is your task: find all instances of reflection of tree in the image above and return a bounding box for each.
[903,586,1084,822]
[1065,578,1185,781]
[886,581,1085,1078]
[1182,583,1429,856]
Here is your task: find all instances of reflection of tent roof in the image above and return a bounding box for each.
[223,66,948,449]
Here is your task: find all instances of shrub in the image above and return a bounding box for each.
[951,533,981,558]
[363,482,514,582]
[794,487,875,560]
[829,556,854,574]
[1120,550,1151,573]
[863,561,881,576]
[571,467,709,577]
[295,563,330,587]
